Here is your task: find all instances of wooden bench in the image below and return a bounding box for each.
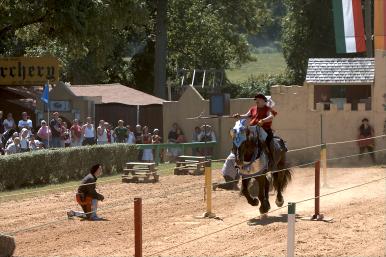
[122,162,159,183]
[174,156,208,175]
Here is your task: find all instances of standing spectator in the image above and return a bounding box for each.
[152,128,162,144]
[18,112,33,135]
[19,128,30,152]
[97,120,108,145]
[70,119,82,147]
[0,111,4,136]
[3,113,16,132]
[142,126,153,162]
[5,131,18,148]
[105,122,113,144]
[6,137,21,155]
[167,123,180,162]
[113,120,128,143]
[358,118,376,163]
[37,120,51,148]
[134,124,143,144]
[134,124,143,161]
[127,125,136,144]
[0,142,4,155]
[152,128,163,163]
[62,122,71,147]
[57,118,66,147]
[29,134,43,150]
[82,117,96,146]
[50,112,62,148]
[192,126,201,155]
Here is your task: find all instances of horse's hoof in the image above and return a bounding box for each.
[260,213,268,219]
[248,198,259,206]
[275,197,284,207]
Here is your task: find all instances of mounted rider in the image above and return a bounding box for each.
[233,93,277,165]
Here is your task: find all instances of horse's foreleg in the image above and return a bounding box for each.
[241,178,259,206]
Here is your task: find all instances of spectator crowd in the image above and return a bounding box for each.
[0,110,217,162]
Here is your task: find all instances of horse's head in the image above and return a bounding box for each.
[230,119,260,167]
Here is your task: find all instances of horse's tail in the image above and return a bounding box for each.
[272,156,292,192]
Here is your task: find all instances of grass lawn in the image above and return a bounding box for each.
[0,161,224,202]
[226,52,286,83]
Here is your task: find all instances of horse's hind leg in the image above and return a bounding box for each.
[258,177,271,214]
[241,178,259,206]
[274,172,284,207]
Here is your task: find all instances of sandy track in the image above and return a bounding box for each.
[0,167,384,256]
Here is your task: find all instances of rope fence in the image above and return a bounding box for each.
[1,134,386,256]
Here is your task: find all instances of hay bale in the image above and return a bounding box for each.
[0,234,15,257]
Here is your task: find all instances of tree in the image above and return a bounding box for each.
[0,0,149,84]
[282,0,365,84]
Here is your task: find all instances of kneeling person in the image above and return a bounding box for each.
[213,152,240,190]
[67,164,105,220]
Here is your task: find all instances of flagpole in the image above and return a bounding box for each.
[47,81,50,148]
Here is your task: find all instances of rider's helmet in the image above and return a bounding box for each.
[254,93,267,102]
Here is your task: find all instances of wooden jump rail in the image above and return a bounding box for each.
[174,155,209,175]
[122,162,159,183]
[136,141,216,165]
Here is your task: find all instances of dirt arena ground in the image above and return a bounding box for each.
[0,166,385,257]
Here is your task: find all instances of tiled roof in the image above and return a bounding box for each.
[69,83,164,106]
[306,58,374,84]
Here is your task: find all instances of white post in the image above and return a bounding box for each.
[136,105,139,125]
[287,202,296,257]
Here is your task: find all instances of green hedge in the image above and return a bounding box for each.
[0,144,138,191]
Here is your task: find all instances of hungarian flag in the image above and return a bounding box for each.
[332,0,366,53]
[374,0,386,50]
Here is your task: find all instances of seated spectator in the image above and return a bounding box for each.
[198,125,216,156]
[142,126,153,162]
[82,117,96,146]
[176,128,186,143]
[70,119,82,147]
[3,113,16,132]
[29,134,43,150]
[358,118,376,164]
[6,137,21,155]
[191,126,201,155]
[19,128,30,152]
[37,120,51,148]
[127,125,136,144]
[113,120,128,143]
[97,120,108,145]
[198,125,216,142]
[18,112,33,136]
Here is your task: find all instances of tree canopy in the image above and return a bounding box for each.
[0,0,273,94]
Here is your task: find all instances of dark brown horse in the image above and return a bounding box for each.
[230,119,292,215]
